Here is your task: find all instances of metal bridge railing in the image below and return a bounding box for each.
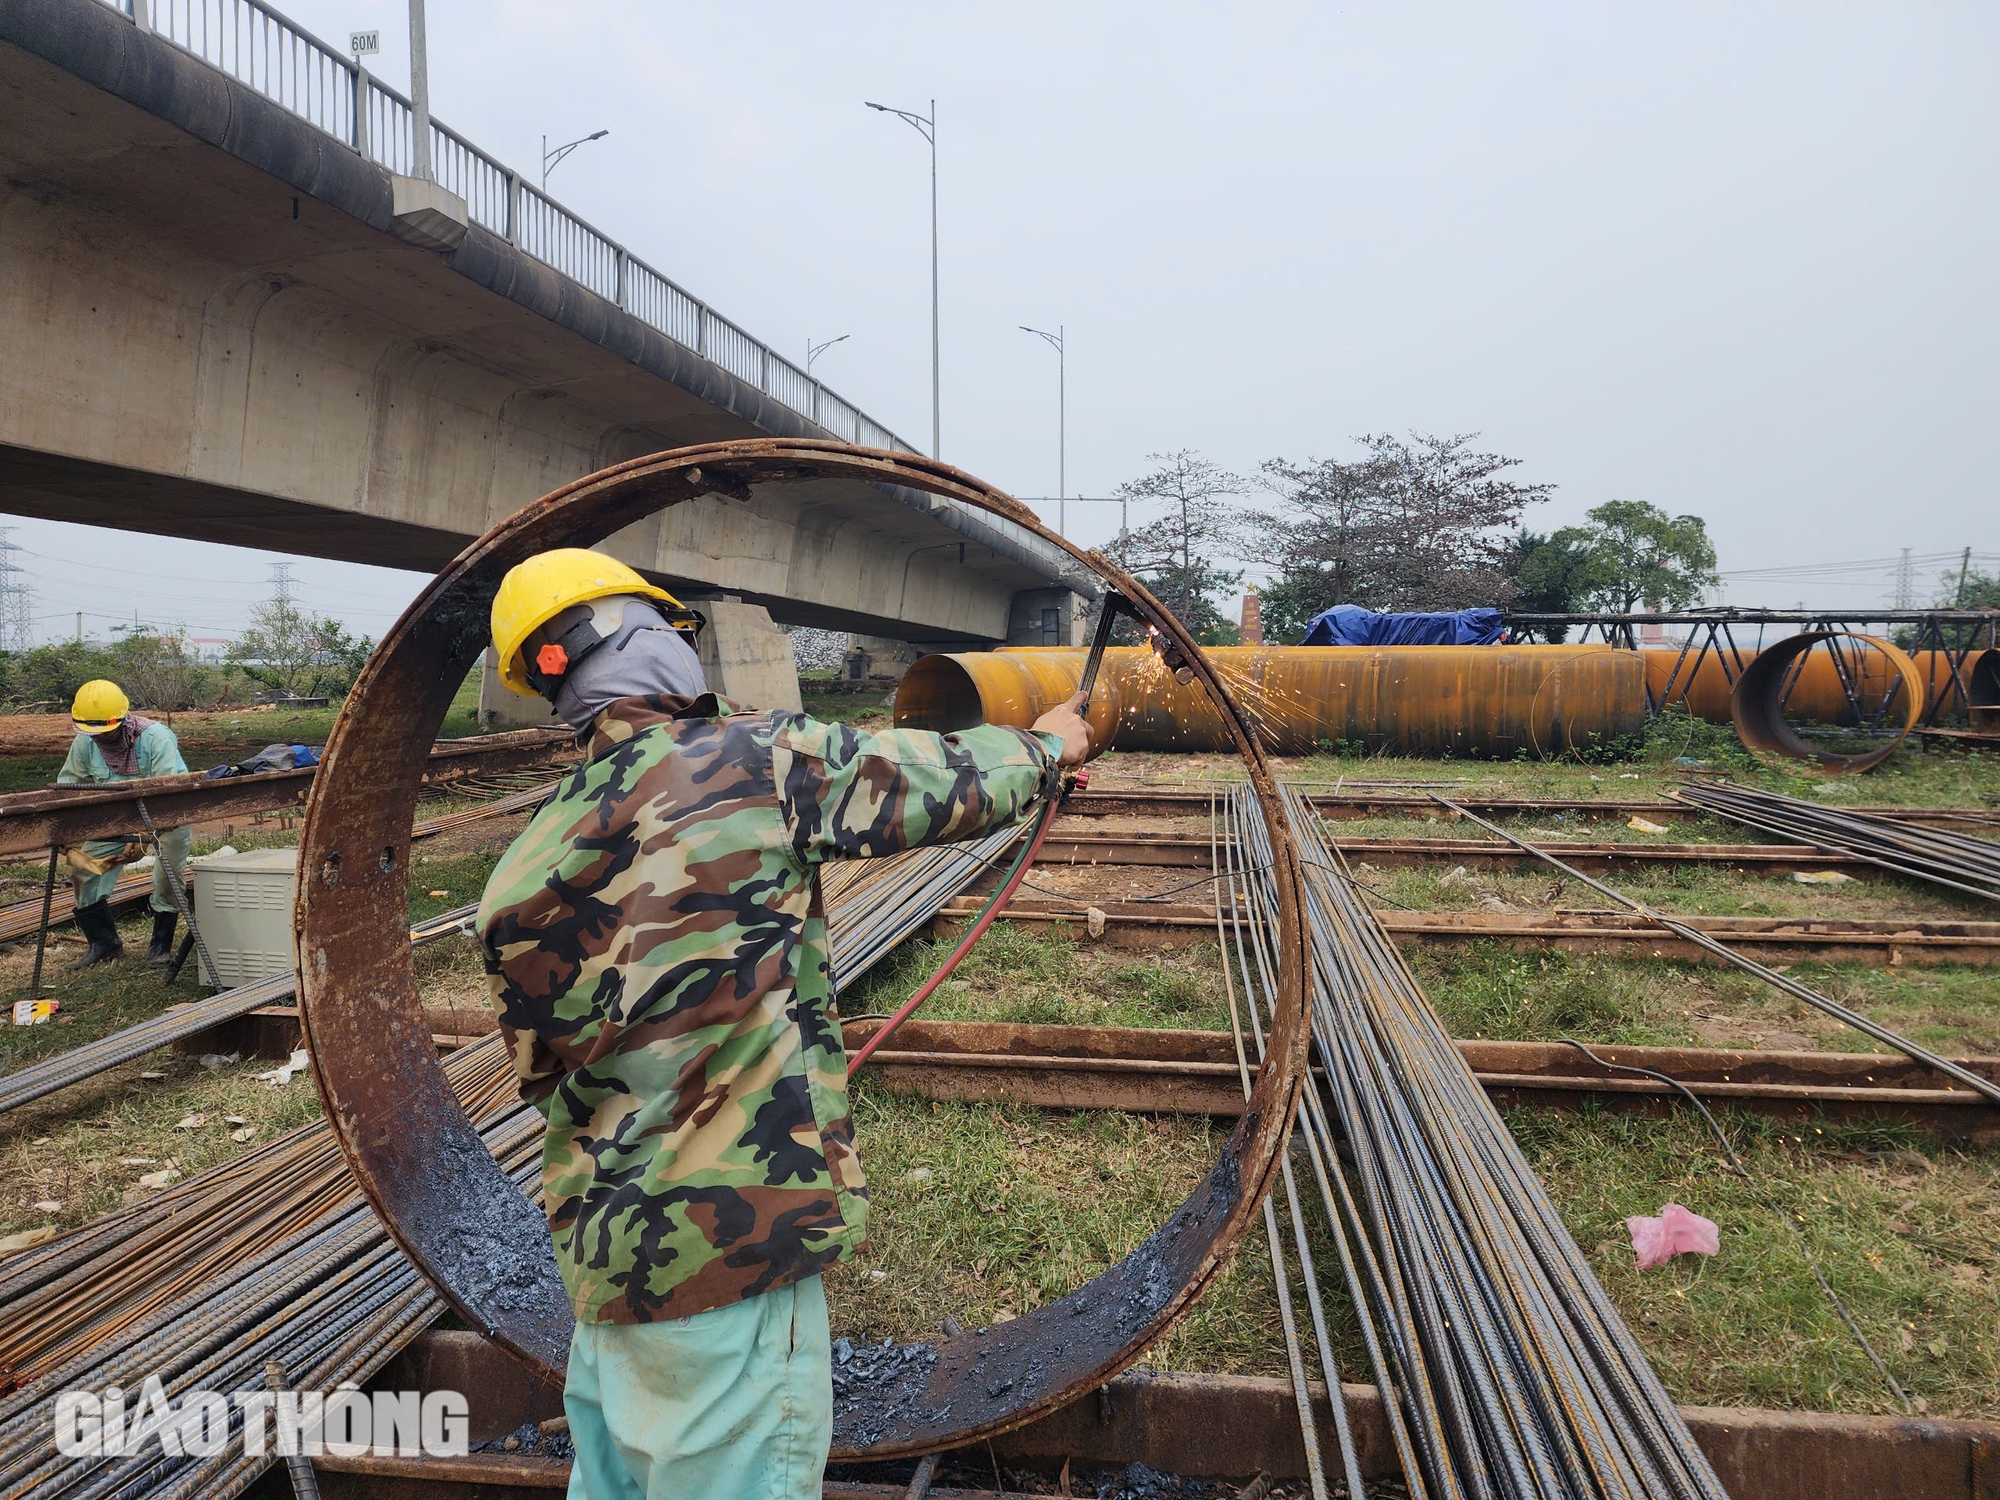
[103,0,956,481]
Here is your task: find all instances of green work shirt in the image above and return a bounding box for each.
[477,692,1058,1325]
[57,719,188,784]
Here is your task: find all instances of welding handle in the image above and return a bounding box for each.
[1075,594,1125,715]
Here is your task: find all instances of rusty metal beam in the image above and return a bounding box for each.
[341,1332,2000,1500]
[1061,788,2000,829]
[936,896,2000,967]
[844,1020,2000,1135]
[1038,828,1873,875]
[0,728,571,857]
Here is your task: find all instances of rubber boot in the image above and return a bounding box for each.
[146,909,178,967]
[66,900,124,969]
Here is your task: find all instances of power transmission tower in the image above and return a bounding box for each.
[0,529,35,652]
[1894,547,1914,610]
[268,561,295,607]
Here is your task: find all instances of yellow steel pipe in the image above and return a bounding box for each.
[896,645,1646,757]
[1641,647,1990,724]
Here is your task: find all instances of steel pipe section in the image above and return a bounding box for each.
[1970,651,2000,736]
[897,644,1645,757]
[1643,647,1981,725]
[293,440,1312,1459]
[1730,631,1924,773]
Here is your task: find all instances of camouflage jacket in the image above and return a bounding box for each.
[477,693,1059,1324]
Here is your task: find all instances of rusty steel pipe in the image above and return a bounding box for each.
[1731,631,1924,773]
[895,644,1646,756]
[293,440,1312,1460]
[1642,646,1987,725]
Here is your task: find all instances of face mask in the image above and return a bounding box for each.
[532,596,708,730]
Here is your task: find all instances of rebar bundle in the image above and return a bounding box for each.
[0,906,480,1116]
[0,1039,519,1385]
[1674,781,2000,903]
[0,1037,541,1500]
[1222,784,1731,1499]
[0,871,150,944]
[821,822,1027,986]
[0,826,1021,1499]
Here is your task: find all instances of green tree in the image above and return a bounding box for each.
[1920,564,2000,651]
[228,600,373,697]
[1568,500,1718,612]
[1110,451,1247,643]
[108,626,196,718]
[1508,529,1611,642]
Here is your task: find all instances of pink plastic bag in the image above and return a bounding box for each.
[1625,1202,1720,1271]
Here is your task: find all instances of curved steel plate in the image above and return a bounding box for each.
[294,441,1310,1457]
[1732,630,1922,774]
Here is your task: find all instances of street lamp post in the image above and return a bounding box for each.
[407,0,432,181]
[865,99,939,459]
[542,129,610,190]
[806,334,850,374]
[1019,324,1065,535]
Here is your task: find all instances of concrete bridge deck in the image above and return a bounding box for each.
[0,0,1088,654]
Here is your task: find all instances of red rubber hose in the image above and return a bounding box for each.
[845,784,1070,1077]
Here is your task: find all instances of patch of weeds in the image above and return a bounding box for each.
[1411,942,1691,1045]
[827,1093,1354,1379]
[1512,1106,2000,1417]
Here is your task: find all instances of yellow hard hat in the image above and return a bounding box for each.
[72,679,130,735]
[490,548,701,699]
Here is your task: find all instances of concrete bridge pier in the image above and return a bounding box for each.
[688,596,804,714]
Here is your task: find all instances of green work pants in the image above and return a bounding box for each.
[562,1275,832,1500]
[73,824,191,914]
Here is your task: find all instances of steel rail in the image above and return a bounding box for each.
[1433,795,2000,1109]
[292,439,1313,1459]
[1054,787,2000,829]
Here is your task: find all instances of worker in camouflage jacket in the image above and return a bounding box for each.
[476,551,1095,1500]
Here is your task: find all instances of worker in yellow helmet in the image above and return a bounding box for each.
[474,549,1094,1499]
[57,680,193,969]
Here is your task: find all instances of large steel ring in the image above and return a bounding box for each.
[295,440,1311,1458]
[1731,629,1923,774]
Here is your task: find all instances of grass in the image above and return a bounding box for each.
[1513,1107,2000,1417]
[1414,943,2000,1055]
[823,1094,1311,1378]
[842,919,1237,1033]
[1357,856,1990,923]
[801,683,895,728]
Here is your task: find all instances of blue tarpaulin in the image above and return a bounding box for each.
[1299,605,1507,647]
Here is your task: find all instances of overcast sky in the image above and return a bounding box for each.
[13,0,1997,644]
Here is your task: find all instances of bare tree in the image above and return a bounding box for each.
[1251,433,1553,642]
[1109,451,1247,642]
